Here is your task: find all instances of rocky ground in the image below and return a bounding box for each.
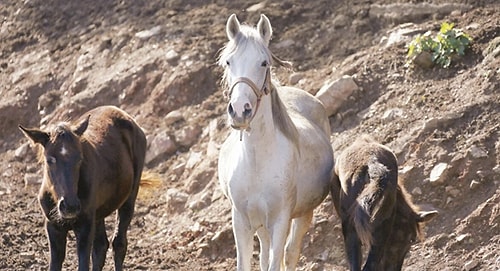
[0,0,499,270]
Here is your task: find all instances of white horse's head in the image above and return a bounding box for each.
[218,14,273,130]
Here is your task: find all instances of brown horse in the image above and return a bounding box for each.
[330,136,438,271]
[19,106,150,271]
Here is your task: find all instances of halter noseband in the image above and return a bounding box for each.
[226,68,271,100]
[225,68,272,134]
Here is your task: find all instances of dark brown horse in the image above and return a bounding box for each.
[19,106,150,271]
[330,136,438,271]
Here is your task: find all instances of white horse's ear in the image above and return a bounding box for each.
[257,14,272,45]
[226,14,240,40]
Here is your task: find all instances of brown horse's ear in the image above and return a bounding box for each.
[19,125,50,147]
[74,115,90,136]
[417,210,438,223]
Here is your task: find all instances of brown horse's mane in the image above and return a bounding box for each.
[396,181,425,240]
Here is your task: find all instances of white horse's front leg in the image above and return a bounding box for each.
[269,215,292,271]
[284,211,313,271]
[257,228,270,270]
[232,208,254,271]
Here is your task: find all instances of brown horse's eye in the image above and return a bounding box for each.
[46,156,56,164]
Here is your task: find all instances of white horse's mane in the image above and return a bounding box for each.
[218,24,299,146]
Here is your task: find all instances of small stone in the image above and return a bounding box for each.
[430,163,449,184]
[469,180,480,190]
[289,72,304,85]
[469,145,488,158]
[165,49,180,65]
[463,259,479,271]
[412,187,422,195]
[135,26,161,39]
[14,143,29,159]
[445,186,460,197]
[165,110,184,126]
[24,174,41,187]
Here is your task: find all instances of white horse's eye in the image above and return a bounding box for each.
[226,60,230,66]
[261,61,268,67]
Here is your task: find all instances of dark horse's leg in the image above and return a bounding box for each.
[92,219,109,271]
[112,184,140,271]
[46,221,68,271]
[342,219,363,271]
[74,217,95,271]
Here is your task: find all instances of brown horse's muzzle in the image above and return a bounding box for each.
[57,197,81,219]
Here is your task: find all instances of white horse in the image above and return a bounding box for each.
[218,14,334,271]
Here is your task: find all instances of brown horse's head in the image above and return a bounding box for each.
[382,186,438,270]
[20,116,90,220]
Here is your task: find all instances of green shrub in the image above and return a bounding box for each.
[407,22,472,68]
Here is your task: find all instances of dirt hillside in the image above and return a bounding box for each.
[0,0,499,270]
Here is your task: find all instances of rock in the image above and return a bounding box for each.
[332,14,350,29]
[289,72,304,85]
[176,125,202,148]
[14,143,29,159]
[186,151,202,169]
[24,173,41,187]
[429,162,449,184]
[413,51,434,69]
[187,191,212,211]
[145,131,177,164]
[165,188,189,213]
[468,145,488,158]
[165,110,184,126]
[246,1,266,12]
[463,259,479,271]
[445,186,460,198]
[382,108,404,121]
[165,49,180,65]
[315,75,358,116]
[412,187,422,195]
[469,180,480,190]
[135,26,162,39]
[380,23,423,48]
[369,3,472,23]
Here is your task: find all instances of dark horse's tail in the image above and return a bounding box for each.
[351,160,396,247]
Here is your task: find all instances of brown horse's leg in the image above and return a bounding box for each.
[74,218,95,271]
[92,219,109,271]
[112,188,139,271]
[46,221,68,271]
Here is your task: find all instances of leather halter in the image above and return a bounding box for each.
[225,68,272,132]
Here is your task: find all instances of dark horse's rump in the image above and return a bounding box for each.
[19,105,147,271]
[331,136,438,271]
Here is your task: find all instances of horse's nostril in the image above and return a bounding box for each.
[243,103,252,118]
[228,103,235,117]
[58,197,81,217]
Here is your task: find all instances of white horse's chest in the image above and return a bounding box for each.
[219,133,297,221]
